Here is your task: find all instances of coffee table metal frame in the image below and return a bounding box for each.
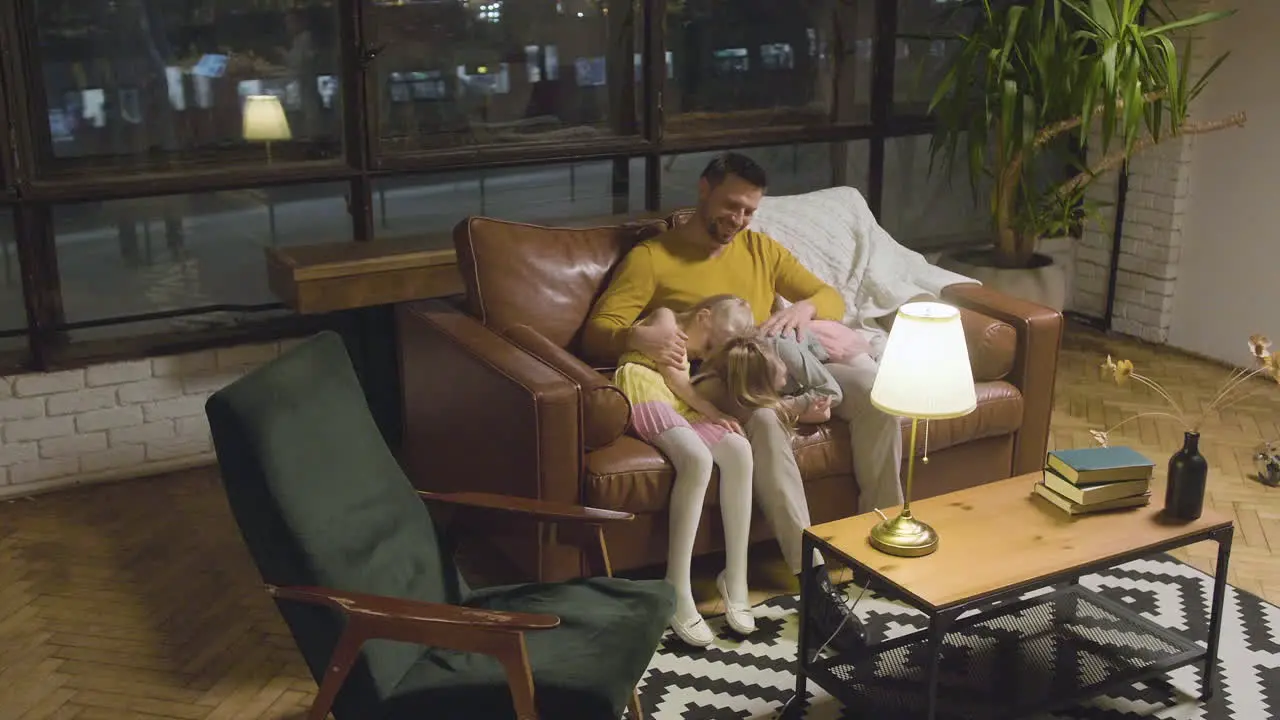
[794,520,1234,720]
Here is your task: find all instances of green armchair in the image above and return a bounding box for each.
[205,330,674,720]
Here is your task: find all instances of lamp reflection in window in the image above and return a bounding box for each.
[242,95,292,163]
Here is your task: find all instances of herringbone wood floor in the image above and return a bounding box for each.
[1,323,1277,720]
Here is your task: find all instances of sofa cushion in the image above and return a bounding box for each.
[453,216,668,351]
[584,381,1023,514]
[386,577,674,720]
[584,436,670,513]
[793,422,853,479]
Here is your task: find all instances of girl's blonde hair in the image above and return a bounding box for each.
[702,336,796,426]
[677,294,755,342]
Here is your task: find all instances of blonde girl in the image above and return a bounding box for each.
[702,334,841,427]
[613,295,756,647]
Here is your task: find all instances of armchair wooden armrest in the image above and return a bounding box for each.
[268,584,561,629]
[419,491,633,577]
[268,584,558,720]
[419,491,634,523]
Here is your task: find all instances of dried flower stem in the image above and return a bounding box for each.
[1129,372,1186,422]
[1209,365,1269,409]
[1221,387,1267,414]
[1208,367,1250,409]
[1100,411,1187,437]
[1096,335,1278,452]
[1201,366,1271,422]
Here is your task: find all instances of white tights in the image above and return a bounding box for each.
[651,427,754,625]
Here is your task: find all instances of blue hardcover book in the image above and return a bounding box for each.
[1046,446,1155,485]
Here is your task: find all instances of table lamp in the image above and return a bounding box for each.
[242,95,291,163]
[868,301,977,557]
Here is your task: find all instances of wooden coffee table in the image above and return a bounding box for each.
[794,472,1234,720]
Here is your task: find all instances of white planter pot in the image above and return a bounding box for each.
[937,248,1068,311]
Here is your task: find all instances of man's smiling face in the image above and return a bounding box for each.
[698,174,763,246]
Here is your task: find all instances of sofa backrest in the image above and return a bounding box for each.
[453,215,670,351]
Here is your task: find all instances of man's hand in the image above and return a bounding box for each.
[761,299,817,340]
[629,321,686,368]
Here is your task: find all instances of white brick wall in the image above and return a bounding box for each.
[0,337,306,499]
[1069,0,1209,344]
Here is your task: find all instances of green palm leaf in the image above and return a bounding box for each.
[925,0,1237,268]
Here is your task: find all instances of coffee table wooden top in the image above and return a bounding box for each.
[806,472,1233,612]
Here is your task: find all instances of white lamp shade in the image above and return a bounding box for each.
[870,301,977,419]
[242,95,292,142]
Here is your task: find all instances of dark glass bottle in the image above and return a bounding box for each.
[1164,431,1208,520]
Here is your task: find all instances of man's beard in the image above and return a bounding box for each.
[705,217,739,245]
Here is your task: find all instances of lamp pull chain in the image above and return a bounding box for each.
[921,419,930,465]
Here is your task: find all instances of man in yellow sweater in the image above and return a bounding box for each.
[582,153,904,655]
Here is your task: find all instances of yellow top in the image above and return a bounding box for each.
[612,351,702,421]
[582,228,845,364]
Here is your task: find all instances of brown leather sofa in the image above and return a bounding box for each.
[397,213,1064,583]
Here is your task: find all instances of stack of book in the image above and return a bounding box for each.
[1032,446,1156,515]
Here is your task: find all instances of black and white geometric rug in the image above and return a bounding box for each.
[637,554,1280,719]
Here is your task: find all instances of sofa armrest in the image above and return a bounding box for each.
[503,325,631,451]
[941,283,1063,476]
[397,300,582,509]
[959,308,1017,382]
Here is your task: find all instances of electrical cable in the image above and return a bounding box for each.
[775,574,874,718]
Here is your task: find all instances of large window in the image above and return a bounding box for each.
[881,134,991,249]
[369,0,642,153]
[32,0,343,174]
[0,0,986,370]
[374,159,645,241]
[894,0,990,117]
[659,142,867,210]
[664,1,874,135]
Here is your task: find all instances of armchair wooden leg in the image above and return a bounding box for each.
[556,524,615,578]
[628,689,645,719]
[497,635,539,720]
[307,623,368,720]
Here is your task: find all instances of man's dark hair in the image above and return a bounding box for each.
[700,152,768,190]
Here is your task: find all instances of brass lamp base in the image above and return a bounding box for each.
[868,512,939,557]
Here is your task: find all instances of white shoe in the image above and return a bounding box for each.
[669,612,715,648]
[716,571,756,635]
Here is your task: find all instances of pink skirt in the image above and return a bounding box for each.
[630,400,730,449]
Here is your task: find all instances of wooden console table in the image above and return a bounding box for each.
[265,235,464,315]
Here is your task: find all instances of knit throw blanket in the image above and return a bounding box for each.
[748,185,980,357]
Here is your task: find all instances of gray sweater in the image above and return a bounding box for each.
[758,331,842,410]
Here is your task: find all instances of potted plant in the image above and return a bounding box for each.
[926,0,1246,310]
